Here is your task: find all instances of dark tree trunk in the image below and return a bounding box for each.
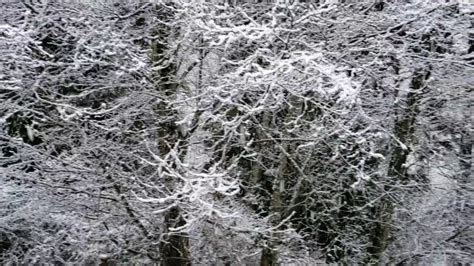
[151,4,191,265]
[160,207,191,266]
[260,246,278,266]
[368,70,430,263]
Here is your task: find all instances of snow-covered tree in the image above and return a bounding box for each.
[1,0,471,265]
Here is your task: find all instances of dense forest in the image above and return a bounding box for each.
[0,0,472,265]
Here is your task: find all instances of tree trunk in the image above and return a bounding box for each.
[160,206,191,266]
[260,246,278,266]
[151,4,191,265]
[368,70,429,263]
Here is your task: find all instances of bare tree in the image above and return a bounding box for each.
[1,1,471,265]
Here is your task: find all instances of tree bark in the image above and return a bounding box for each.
[151,4,191,265]
[160,206,191,266]
[368,70,429,263]
[260,246,278,266]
